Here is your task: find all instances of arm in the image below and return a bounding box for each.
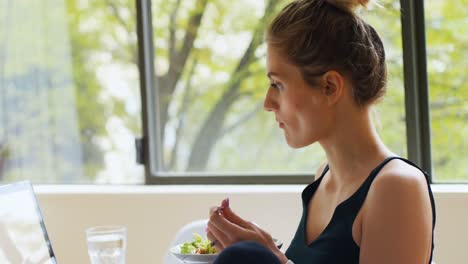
[359,167,433,264]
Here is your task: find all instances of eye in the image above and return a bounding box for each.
[269,82,283,90]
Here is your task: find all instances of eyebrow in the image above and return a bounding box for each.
[267,72,281,79]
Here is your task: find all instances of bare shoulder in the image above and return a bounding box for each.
[365,158,431,214]
[359,159,433,263]
[370,158,429,197]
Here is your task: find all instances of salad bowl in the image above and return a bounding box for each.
[170,238,283,263]
[170,244,218,263]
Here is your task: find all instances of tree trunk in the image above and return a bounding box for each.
[156,0,209,170]
[186,0,280,171]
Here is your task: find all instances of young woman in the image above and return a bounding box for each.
[206,0,436,263]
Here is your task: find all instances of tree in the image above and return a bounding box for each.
[424,0,468,181]
[150,0,290,171]
[0,0,465,183]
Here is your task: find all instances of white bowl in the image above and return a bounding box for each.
[170,245,218,263]
[170,238,283,263]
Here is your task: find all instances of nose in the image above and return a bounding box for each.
[263,88,279,112]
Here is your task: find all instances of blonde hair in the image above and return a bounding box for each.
[266,0,387,106]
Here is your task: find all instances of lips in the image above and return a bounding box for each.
[276,119,285,128]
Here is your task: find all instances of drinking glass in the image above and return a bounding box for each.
[86,225,126,264]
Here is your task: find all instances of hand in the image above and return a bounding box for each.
[206,198,288,264]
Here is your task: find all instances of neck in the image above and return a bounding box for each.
[319,106,394,188]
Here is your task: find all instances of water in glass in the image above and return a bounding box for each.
[86,226,126,264]
[87,225,126,264]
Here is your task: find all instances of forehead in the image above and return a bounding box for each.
[266,45,285,67]
[266,45,300,80]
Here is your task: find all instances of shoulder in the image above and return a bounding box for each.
[359,159,433,262]
[362,158,433,235]
[365,158,431,215]
[369,158,429,200]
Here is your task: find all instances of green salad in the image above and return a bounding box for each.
[180,233,217,254]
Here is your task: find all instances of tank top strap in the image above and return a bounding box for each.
[302,164,330,205]
[343,156,398,213]
[318,164,330,180]
[346,156,432,218]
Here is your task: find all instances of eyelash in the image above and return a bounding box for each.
[270,82,282,90]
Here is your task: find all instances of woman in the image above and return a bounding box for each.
[206,0,436,263]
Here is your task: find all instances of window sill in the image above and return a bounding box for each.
[33,184,468,194]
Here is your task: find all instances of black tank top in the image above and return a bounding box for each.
[285,157,436,264]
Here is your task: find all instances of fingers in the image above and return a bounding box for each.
[206,198,253,251]
[209,197,229,217]
[221,197,229,208]
[222,206,252,229]
[207,199,278,256]
[216,198,251,230]
[209,206,218,217]
[210,208,249,236]
[207,220,229,251]
[206,230,216,244]
[206,231,223,252]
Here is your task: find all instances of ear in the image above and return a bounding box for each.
[321,70,344,105]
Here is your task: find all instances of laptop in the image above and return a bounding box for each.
[0,181,57,264]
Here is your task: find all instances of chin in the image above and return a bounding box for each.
[283,129,318,149]
[285,138,316,149]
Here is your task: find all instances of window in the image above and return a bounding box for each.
[0,0,143,184]
[1,0,465,184]
[146,0,406,183]
[364,1,407,158]
[425,0,468,182]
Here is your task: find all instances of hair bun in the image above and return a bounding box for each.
[326,0,370,13]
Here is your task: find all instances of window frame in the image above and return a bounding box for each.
[136,0,435,185]
[400,0,433,182]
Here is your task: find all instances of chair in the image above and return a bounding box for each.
[163,219,209,264]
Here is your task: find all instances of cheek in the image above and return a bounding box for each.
[282,91,325,123]
[293,102,301,111]
[296,99,329,131]
[281,100,302,120]
[292,98,320,116]
[292,88,324,111]
[290,94,308,111]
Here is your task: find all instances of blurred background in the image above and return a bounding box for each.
[0,0,466,184]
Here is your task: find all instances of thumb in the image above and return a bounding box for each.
[221,200,251,229]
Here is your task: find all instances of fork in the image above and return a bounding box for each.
[210,240,218,247]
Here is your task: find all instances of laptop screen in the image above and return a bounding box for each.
[0,182,57,264]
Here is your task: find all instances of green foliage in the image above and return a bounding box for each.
[0,0,465,182]
[425,0,468,181]
[157,0,466,180]
[0,0,141,183]
[0,1,85,182]
[65,0,142,180]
